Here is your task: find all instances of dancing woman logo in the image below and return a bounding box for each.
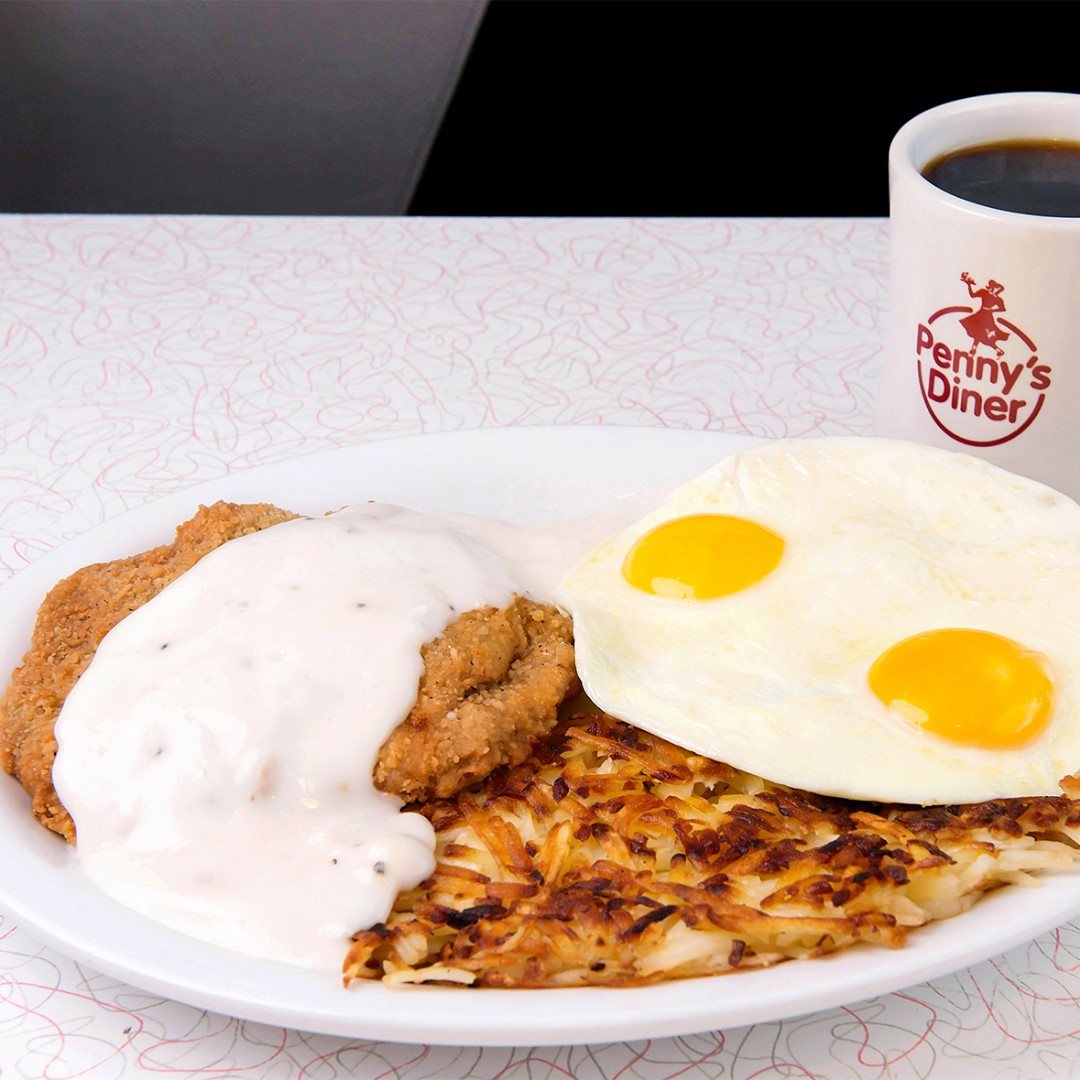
[915,273,1052,447]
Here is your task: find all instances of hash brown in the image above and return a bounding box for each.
[346,710,1080,987]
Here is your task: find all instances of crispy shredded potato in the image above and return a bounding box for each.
[345,710,1080,987]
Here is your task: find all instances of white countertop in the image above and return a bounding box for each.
[3,214,1078,1079]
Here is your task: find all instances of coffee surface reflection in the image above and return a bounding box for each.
[923,140,1080,218]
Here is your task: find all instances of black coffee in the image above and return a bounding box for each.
[922,139,1080,217]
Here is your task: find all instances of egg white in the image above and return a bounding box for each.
[557,437,1080,805]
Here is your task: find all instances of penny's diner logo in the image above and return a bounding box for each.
[915,272,1052,447]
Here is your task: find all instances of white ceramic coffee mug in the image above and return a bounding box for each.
[877,92,1080,499]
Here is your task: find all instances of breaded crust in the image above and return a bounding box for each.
[374,598,578,803]
[345,711,1080,987]
[0,501,299,841]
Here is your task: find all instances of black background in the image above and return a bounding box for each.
[413,2,1080,216]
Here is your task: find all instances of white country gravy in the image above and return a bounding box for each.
[52,504,611,971]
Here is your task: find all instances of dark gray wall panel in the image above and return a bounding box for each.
[0,0,484,214]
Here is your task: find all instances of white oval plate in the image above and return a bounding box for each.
[2,426,1079,1047]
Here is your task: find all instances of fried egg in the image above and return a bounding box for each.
[557,437,1080,804]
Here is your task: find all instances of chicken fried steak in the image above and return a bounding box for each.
[1,501,577,843]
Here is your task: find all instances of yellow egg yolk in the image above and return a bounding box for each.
[621,514,785,600]
[869,629,1054,748]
